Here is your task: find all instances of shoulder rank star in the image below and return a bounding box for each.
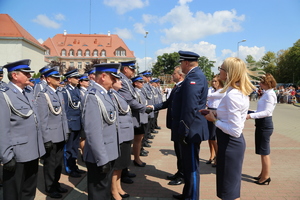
[190,81,196,85]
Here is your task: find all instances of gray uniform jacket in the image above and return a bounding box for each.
[141,83,154,118]
[81,84,119,166]
[0,82,46,164]
[34,80,47,98]
[118,73,147,127]
[134,88,148,125]
[111,89,134,143]
[36,85,69,144]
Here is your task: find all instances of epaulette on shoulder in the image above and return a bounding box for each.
[41,88,48,93]
[0,86,9,92]
[89,88,97,95]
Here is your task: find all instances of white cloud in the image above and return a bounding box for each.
[114,28,133,39]
[32,14,61,29]
[133,23,146,34]
[155,41,216,60]
[136,57,155,73]
[159,4,245,44]
[37,38,44,44]
[142,14,158,24]
[178,0,193,5]
[238,46,265,61]
[103,0,149,14]
[54,13,65,21]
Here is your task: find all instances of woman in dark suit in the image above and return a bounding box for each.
[246,74,277,185]
[201,57,255,200]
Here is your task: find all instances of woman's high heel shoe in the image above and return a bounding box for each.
[252,176,260,180]
[133,160,146,167]
[254,177,271,185]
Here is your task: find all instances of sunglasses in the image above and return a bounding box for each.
[218,67,226,72]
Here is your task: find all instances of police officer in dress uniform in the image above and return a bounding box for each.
[171,51,209,200]
[81,63,121,200]
[36,68,69,198]
[139,71,156,147]
[34,66,51,97]
[78,74,90,98]
[118,61,152,183]
[150,66,185,186]
[0,66,6,87]
[0,59,46,200]
[86,68,96,88]
[63,69,86,177]
[150,78,162,130]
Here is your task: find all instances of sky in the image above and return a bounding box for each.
[1,0,300,73]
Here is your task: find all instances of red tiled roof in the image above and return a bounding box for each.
[0,14,45,50]
[43,33,135,58]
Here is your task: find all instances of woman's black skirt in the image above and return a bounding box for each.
[207,107,217,140]
[113,140,132,170]
[255,116,273,155]
[216,128,245,200]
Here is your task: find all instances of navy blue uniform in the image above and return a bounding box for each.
[172,67,209,199]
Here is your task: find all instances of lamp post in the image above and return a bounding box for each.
[237,39,246,58]
[144,31,149,70]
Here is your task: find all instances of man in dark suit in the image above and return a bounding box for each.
[63,69,85,177]
[171,51,209,200]
[36,68,69,198]
[0,59,46,200]
[151,66,185,186]
[81,63,121,200]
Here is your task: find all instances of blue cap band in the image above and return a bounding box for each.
[88,69,95,75]
[96,67,118,73]
[7,64,29,72]
[45,71,59,77]
[132,76,143,82]
[80,75,89,80]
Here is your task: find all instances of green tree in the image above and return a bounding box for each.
[197,56,215,81]
[260,51,277,75]
[245,55,264,80]
[152,52,180,76]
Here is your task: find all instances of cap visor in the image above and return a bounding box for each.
[111,73,121,79]
[20,69,35,73]
[51,74,62,78]
[128,66,136,70]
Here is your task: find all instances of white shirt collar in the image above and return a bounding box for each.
[95,82,108,93]
[10,82,23,93]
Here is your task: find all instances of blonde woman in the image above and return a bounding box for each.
[201,57,255,200]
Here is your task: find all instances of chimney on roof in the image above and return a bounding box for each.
[64,30,67,35]
[108,31,110,36]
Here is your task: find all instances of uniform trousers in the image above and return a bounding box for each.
[3,159,39,200]
[86,161,115,200]
[216,128,245,200]
[64,130,80,173]
[180,142,200,200]
[43,141,65,192]
[174,141,184,177]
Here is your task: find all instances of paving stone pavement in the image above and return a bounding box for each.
[1,101,299,200]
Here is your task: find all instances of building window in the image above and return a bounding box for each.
[69,50,74,56]
[62,62,66,68]
[78,50,82,56]
[86,50,90,56]
[62,50,66,56]
[93,50,98,57]
[85,62,90,67]
[115,50,120,56]
[45,49,50,55]
[101,50,106,57]
[78,62,82,69]
[70,62,74,67]
[121,50,126,56]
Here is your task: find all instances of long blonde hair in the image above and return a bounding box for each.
[221,57,255,95]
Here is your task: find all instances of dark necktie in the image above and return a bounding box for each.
[22,90,29,101]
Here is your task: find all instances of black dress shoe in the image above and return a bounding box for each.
[167,174,178,180]
[56,186,68,193]
[151,130,158,134]
[155,126,161,129]
[75,168,86,174]
[147,135,155,139]
[133,160,146,167]
[173,194,184,200]
[146,139,153,143]
[168,178,184,185]
[121,176,134,184]
[119,193,130,198]
[140,151,148,156]
[141,148,149,153]
[48,191,63,199]
[69,171,81,178]
[143,142,151,148]
[126,172,136,178]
